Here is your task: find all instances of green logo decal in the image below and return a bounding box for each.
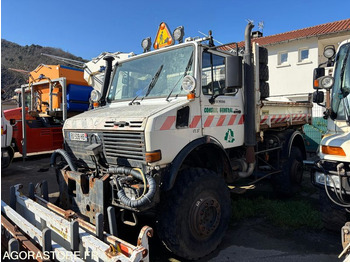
[224,129,235,143]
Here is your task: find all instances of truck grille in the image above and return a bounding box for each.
[103,131,145,161]
[65,131,146,167]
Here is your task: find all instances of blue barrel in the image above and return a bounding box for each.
[66,84,93,112]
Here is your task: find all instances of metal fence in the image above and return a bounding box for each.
[303,104,328,152]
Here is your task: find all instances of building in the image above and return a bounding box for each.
[224,18,350,113]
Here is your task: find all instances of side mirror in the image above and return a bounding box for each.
[225,55,242,89]
[313,91,324,103]
[313,68,325,83]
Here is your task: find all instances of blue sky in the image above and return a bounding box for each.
[2,0,350,60]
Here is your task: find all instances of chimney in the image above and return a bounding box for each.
[252,31,263,39]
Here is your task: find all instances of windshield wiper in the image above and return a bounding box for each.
[166,53,193,102]
[129,64,163,105]
[141,64,163,101]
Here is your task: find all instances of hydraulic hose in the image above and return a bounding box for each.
[50,149,77,172]
[108,166,156,208]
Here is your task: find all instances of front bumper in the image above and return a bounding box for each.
[310,160,350,194]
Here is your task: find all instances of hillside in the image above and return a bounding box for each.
[1,39,87,100]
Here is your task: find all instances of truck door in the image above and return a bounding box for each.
[201,50,244,148]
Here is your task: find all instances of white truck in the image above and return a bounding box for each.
[311,39,350,259]
[51,22,312,260]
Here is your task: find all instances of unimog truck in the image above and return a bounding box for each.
[311,39,350,259]
[52,22,312,259]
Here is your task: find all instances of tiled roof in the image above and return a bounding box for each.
[222,18,350,50]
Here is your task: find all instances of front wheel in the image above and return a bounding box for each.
[157,168,231,260]
[319,189,348,231]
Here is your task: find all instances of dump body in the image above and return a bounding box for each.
[258,99,312,130]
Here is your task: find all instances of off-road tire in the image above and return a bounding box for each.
[260,82,270,100]
[157,168,231,260]
[55,161,71,208]
[319,189,348,231]
[259,46,268,64]
[272,146,304,197]
[259,64,269,81]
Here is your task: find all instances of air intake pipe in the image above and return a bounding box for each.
[108,166,156,208]
[240,21,256,178]
[100,56,115,106]
[50,149,77,172]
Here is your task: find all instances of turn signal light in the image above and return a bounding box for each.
[145,150,162,163]
[187,93,195,101]
[322,145,346,156]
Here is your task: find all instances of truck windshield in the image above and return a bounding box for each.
[331,42,350,123]
[107,45,194,102]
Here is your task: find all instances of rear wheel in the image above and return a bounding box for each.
[157,168,231,260]
[272,146,304,197]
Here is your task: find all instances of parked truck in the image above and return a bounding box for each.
[2,64,93,165]
[311,39,350,259]
[50,22,312,260]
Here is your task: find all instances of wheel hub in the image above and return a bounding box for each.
[190,196,221,240]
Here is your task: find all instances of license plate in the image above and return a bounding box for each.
[69,132,88,142]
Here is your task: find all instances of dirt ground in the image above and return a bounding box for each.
[1,153,343,262]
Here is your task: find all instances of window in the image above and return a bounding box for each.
[278,51,288,65]
[202,51,226,95]
[299,48,309,62]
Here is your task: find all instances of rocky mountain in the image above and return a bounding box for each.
[1,39,87,100]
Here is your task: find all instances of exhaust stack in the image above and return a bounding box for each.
[100,56,115,106]
[241,21,256,177]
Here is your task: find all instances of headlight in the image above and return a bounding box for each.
[182,75,196,93]
[315,172,341,189]
[323,45,336,59]
[173,26,184,43]
[320,76,334,90]
[90,89,102,102]
[141,37,152,52]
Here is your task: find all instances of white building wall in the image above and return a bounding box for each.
[263,33,350,117]
[265,37,318,98]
